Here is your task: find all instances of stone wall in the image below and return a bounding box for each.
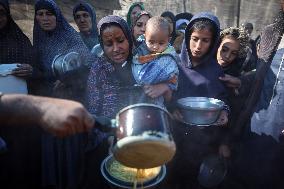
[115,0,280,38]
[9,0,119,40]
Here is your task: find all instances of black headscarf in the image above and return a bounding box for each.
[161,11,177,45]
[0,0,34,64]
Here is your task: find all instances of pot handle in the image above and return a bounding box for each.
[92,114,117,133]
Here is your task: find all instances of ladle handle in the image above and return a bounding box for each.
[92,114,116,133]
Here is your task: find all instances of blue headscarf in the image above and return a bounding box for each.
[73,1,99,50]
[33,0,94,80]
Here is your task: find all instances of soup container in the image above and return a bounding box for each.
[95,103,176,169]
[101,154,166,189]
[177,97,224,126]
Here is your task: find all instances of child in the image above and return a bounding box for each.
[132,16,179,107]
[161,12,230,189]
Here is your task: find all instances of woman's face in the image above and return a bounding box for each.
[130,5,142,24]
[217,36,240,67]
[133,15,150,40]
[189,28,212,60]
[102,25,130,64]
[164,16,173,35]
[0,5,7,29]
[74,10,92,34]
[36,9,56,31]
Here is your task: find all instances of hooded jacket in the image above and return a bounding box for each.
[173,12,228,104]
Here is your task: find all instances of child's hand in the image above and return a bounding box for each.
[143,83,171,99]
[172,109,184,122]
[213,110,228,126]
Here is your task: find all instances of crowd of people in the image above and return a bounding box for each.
[1,0,284,188]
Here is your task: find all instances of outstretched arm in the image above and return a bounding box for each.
[0,94,94,137]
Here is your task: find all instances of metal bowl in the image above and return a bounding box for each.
[101,155,166,188]
[177,97,224,126]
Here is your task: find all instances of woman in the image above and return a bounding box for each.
[33,0,94,102]
[33,1,96,188]
[0,1,41,188]
[161,11,177,45]
[132,10,151,47]
[73,2,99,50]
[126,2,145,27]
[84,15,173,189]
[0,0,37,93]
[83,15,137,189]
[161,12,229,189]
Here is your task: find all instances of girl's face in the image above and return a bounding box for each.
[130,6,142,24]
[102,25,130,64]
[217,36,240,67]
[36,9,56,31]
[189,28,212,60]
[133,15,150,40]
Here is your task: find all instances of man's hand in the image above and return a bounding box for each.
[39,98,94,137]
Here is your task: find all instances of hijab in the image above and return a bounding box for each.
[73,1,99,50]
[0,0,34,64]
[161,11,177,45]
[126,2,145,27]
[33,0,94,80]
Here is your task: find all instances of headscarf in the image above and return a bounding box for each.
[175,12,193,32]
[161,11,177,45]
[132,11,152,47]
[182,12,220,67]
[33,0,94,81]
[88,15,136,119]
[126,2,145,27]
[73,1,99,50]
[0,0,34,64]
[97,15,133,62]
[175,12,228,103]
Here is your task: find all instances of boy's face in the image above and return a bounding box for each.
[145,27,169,53]
[189,28,212,59]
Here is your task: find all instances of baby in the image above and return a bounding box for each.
[132,16,179,106]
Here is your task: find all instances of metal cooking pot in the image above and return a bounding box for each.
[51,52,82,77]
[95,103,176,169]
[101,154,166,189]
[177,97,225,126]
[198,154,228,188]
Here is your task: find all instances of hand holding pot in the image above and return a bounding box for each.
[11,64,33,77]
[212,110,228,126]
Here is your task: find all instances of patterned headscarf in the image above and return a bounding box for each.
[0,0,34,64]
[33,0,94,80]
[73,1,99,50]
[97,15,133,62]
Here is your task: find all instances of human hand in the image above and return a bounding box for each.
[172,109,184,122]
[218,144,231,158]
[213,110,228,126]
[219,74,241,89]
[39,98,94,137]
[11,64,33,77]
[143,83,171,99]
